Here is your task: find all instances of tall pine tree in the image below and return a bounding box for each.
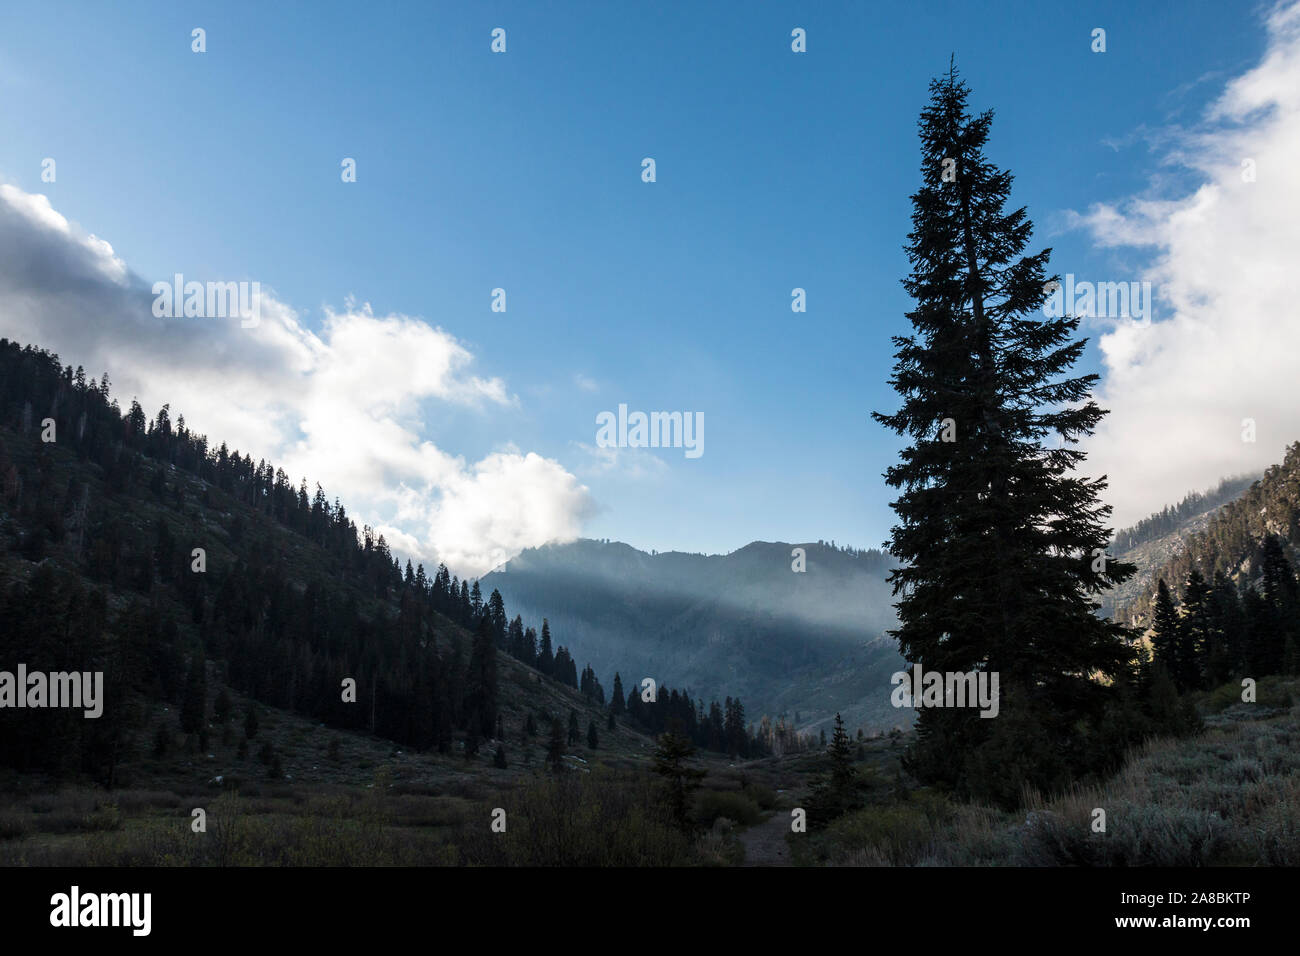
[1150,579,1181,681]
[464,614,498,738]
[537,619,555,676]
[872,65,1136,806]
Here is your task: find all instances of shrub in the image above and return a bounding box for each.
[744,782,779,811]
[824,804,936,865]
[152,723,170,758]
[692,790,762,828]
[458,772,692,866]
[0,812,31,841]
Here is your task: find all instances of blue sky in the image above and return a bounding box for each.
[0,1,1288,570]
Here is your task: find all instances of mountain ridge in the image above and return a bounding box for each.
[485,537,906,733]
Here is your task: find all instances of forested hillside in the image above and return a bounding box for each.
[1112,475,1257,554]
[1115,443,1300,628]
[1100,475,1258,620]
[0,338,771,786]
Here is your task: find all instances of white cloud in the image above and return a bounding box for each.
[0,184,592,576]
[1077,0,1300,528]
[0,185,128,283]
[413,450,596,573]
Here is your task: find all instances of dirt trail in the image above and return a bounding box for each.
[738,812,793,866]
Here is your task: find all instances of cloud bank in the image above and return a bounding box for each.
[0,183,592,576]
[1078,0,1300,529]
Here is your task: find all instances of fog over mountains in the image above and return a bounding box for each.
[484,466,1272,736]
[484,539,906,734]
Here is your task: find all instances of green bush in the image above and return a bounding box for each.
[1016,801,1224,867]
[692,790,762,828]
[744,782,779,811]
[0,812,31,841]
[824,804,935,865]
[458,772,692,866]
